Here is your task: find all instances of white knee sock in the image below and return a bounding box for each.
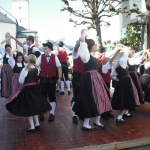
[93,116,102,126]
[28,116,35,129]
[71,101,76,117]
[50,102,56,115]
[66,80,70,91]
[83,118,91,128]
[61,81,64,92]
[56,84,59,91]
[33,115,40,126]
[125,110,129,115]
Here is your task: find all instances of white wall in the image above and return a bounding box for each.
[0,22,16,49]
[12,1,29,29]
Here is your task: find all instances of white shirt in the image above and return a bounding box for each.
[72,47,82,60]
[102,62,111,74]
[36,53,61,68]
[128,57,142,66]
[23,44,40,53]
[8,56,23,69]
[111,54,128,79]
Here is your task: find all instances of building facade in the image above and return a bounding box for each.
[12,0,29,29]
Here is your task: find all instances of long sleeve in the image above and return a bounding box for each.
[111,69,118,80]
[0,44,5,57]
[18,68,28,84]
[119,54,128,69]
[8,57,15,69]
[79,42,90,63]
[128,58,142,65]
[36,55,41,67]
[102,62,111,74]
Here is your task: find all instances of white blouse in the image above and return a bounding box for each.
[102,62,111,74]
[8,57,23,69]
[111,54,128,79]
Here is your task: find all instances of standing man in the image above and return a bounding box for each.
[10,35,41,57]
[36,42,62,122]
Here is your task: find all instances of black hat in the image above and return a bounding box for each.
[59,41,64,47]
[43,42,53,50]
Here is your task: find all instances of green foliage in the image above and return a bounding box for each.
[119,24,141,49]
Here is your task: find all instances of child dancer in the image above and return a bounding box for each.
[111,49,140,124]
[4,54,51,133]
[127,50,146,104]
[0,38,15,98]
[8,52,25,95]
[36,42,62,122]
[57,41,71,95]
[98,49,120,120]
[73,30,112,130]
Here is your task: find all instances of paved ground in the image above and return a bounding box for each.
[0,88,150,150]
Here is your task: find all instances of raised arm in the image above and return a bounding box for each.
[10,36,23,47]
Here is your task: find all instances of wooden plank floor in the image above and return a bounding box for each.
[0,89,150,150]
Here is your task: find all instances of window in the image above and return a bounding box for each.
[5,33,11,45]
[19,7,21,9]
[20,20,21,22]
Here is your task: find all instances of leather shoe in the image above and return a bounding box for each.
[93,122,105,129]
[116,118,125,124]
[72,116,78,124]
[60,92,65,95]
[39,113,44,121]
[82,126,96,131]
[35,125,41,130]
[26,128,36,133]
[48,114,55,122]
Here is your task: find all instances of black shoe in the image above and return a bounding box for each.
[82,126,96,131]
[60,92,65,95]
[39,113,44,121]
[123,113,133,118]
[116,118,125,124]
[48,114,55,122]
[73,116,78,124]
[35,125,41,130]
[93,122,105,129]
[68,91,71,95]
[26,128,36,133]
[106,113,114,118]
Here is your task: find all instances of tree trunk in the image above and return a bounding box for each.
[95,24,102,50]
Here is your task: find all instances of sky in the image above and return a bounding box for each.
[0,0,121,45]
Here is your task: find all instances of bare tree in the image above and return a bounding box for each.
[61,0,140,47]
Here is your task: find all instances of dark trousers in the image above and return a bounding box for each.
[72,71,84,103]
[40,77,57,102]
[61,62,69,81]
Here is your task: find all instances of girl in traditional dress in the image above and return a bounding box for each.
[8,52,25,95]
[73,29,112,130]
[4,54,51,133]
[111,49,140,124]
[0,38,15,98]
[127,50,146,104]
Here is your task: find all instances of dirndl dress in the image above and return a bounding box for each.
[112,66,140,110]
[128,62,144,103]
[1,54,14,98]
[4,67,51,117]
[73,55,112,119]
